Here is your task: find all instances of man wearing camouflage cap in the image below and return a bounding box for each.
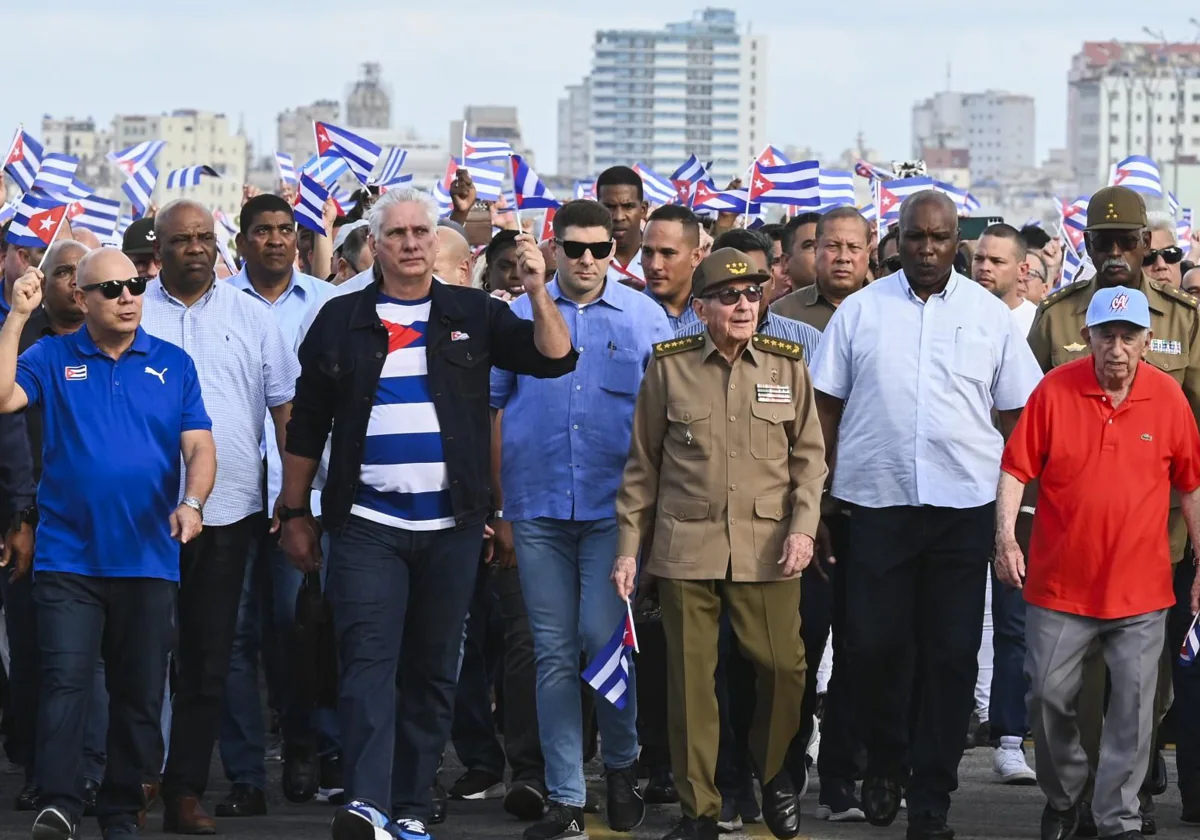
[1028,184,1200,830]
[611,248,827,840]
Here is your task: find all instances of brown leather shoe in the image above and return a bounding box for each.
[138,781,162,830]
[163,794,217,835]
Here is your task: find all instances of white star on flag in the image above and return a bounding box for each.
[39,217,54,231]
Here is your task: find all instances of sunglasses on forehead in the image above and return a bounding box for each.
[555,239,615,260]
[703,285,764,305]
[79,277,148,299]
[1144,246,1184,266]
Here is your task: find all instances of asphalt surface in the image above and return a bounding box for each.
[0,747,1192,840]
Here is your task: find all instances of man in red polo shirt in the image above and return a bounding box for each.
[995,285,1200,840]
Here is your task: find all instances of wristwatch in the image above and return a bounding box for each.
[181,497,204,518]
[491,509,504,521]
[279,505,311,523]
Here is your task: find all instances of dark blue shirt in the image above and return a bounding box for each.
[15,326,211,580]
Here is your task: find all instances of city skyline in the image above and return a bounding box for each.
[8,0,1200,176]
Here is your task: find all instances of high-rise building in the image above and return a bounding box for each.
[911,89,1036,182]
[450,106,533,164]
[346,62,391,130]
[1067,41,1200,199]
[42,116,102,160]
[276,99,340,170]
[557,81,591,178]
[580,7,765,185]
[113,110,247,219]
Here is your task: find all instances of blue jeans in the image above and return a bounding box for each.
[219,532,339,789]
[988,564,1028,739]
[512,517,639,808]
[451,563,506,777]
[327,515,484,819]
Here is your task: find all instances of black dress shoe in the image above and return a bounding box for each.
[215,784,267,817]
[1075,805,1098,838]
[282,740,320,803]
[760,771,801,840]
[907,814,955,840]
[662,815,719,840]
[430,781,448,825]
[1144,752,1167,797]
[861,776,902,827]
[1040,803,1078,840]
[644,768,679,804]
[1140,806,1156,836]
[15,782,39,811]
[83,777,100,817]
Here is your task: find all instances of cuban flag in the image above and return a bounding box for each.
[463,135,514,164]
[1168,191,1180,217]
[582,612,637,709]
[573,180,596,200]
[4,129,44,193]
[817,169,856,210]
[756,145,791,168]
[1059,196,1089,251]
[315,121,382,186]
[511,155,559,210]
[32,153,81,194]
[1111,155,1163,197]
[275,151,298,187]
[755,160,820,207]
[301,152,350,188]
[455,157,505,203]
[165,165,218,189]
[859,203,877,223]
[1060,241,1087,288]
[877,177,967,230]
[670,154,715,191]
[936,181,977,216]
[123,162,158,219]
[6,192,68,248]
[294,173,331,235]
[690,182,759,215]
[633,163,678,206]
[1180,612,1199,666]
[1180,218,1193,251]
[213,209,238,242]
[107,141,165,177]
[330,184,357,215]
[373,147,411,188]
[854,159,892,182]
[68,194,121,238]
[539,207,557,241]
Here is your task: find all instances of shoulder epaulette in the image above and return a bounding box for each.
[653,334,705,358]
[1151,279,1199,309]
[1039,278,1090,308]
[752,334,803,360]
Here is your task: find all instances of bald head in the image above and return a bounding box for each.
[42,240,90,275]
[434,226,472,286]
[1183,266,1200,297]
[71,228,102,250]
[77,247,138,287]
[899,190,958,231]
[155,199,212,240]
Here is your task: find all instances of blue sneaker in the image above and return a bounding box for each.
[391,818,432,840]
[332,800,392,840]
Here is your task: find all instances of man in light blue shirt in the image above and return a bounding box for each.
[490,200,672,840]
[219,194,340,815]
[642,205,705,333]
[807,191,1042,840]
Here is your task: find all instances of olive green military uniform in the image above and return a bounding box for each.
[615,249,827,821]
[1026,185,1200,810]
[769,282,838,331]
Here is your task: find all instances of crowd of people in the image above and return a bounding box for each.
[0,163,1197,840]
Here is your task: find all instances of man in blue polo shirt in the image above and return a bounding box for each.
[0,249,217,840]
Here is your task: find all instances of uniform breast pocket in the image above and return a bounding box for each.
[442,342,489,395]
[600,352,641,396]
[666,403,712,460]
[953,333,993,384]
[750,401,794,460]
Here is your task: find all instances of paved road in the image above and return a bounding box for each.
[0,748,1191,840]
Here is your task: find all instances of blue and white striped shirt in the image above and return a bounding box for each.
[351,293,455,531]
[674,310,822,362]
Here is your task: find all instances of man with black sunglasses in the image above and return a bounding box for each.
[0,249,216,840]
[1146,212,1186,289]
[614,247,826,840]
[1028,184,1200,832]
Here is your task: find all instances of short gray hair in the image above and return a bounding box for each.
[1146,210,1176,239]
[368,187,440,240]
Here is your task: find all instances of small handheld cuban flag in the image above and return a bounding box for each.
[315,121,381,186]
[4,129,44,193]
[275,152,298,188]
[1181,612,1199,667]
[581,602,639,709]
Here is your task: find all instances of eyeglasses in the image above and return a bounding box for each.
[882,256,902,274]
[1085,230,1142,253]
[79,277,148,299]
[556,239,614,260]
[1143,246,1184,266]
[703,285,764,306]
[1026,271,1047,283]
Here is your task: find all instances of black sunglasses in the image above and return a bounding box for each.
[1144,246,1184,266]
[556,239,614,260]
[704,285,764,306]
[882,256,902,274]
[79,277,148,299]
[1085,230,1143,253]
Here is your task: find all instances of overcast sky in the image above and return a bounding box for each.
[9,1,1200,173]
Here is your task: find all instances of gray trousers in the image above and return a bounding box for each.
[1025,604,1166,836]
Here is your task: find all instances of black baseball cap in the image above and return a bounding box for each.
[122,217,157,256]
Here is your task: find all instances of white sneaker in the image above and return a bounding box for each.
[993,736,1037,784]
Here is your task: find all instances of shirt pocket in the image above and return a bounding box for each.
[657,495,710,562]
[600,351,641,396]
[750,401,795,460]
[752,493,790,564]
[953,330,993,384]
[666,403,712,460]
[441,342,489,396]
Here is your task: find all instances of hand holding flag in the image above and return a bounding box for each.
[582,608,638,709]
[612,555,637,601]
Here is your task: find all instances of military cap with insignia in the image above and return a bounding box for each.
[1085,185,1148,231]
[692,247,770,299]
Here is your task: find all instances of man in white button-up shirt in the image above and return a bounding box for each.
[807,191,1042,840]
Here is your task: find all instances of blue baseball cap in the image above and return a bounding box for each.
[1085,286,1151,329]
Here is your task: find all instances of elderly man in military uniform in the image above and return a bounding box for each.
[1029,184,1200,830]
[611,248,827,840]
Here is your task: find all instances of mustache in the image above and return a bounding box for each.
[1100,257,1131,273]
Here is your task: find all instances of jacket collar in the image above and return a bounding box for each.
[348,265,466,330]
